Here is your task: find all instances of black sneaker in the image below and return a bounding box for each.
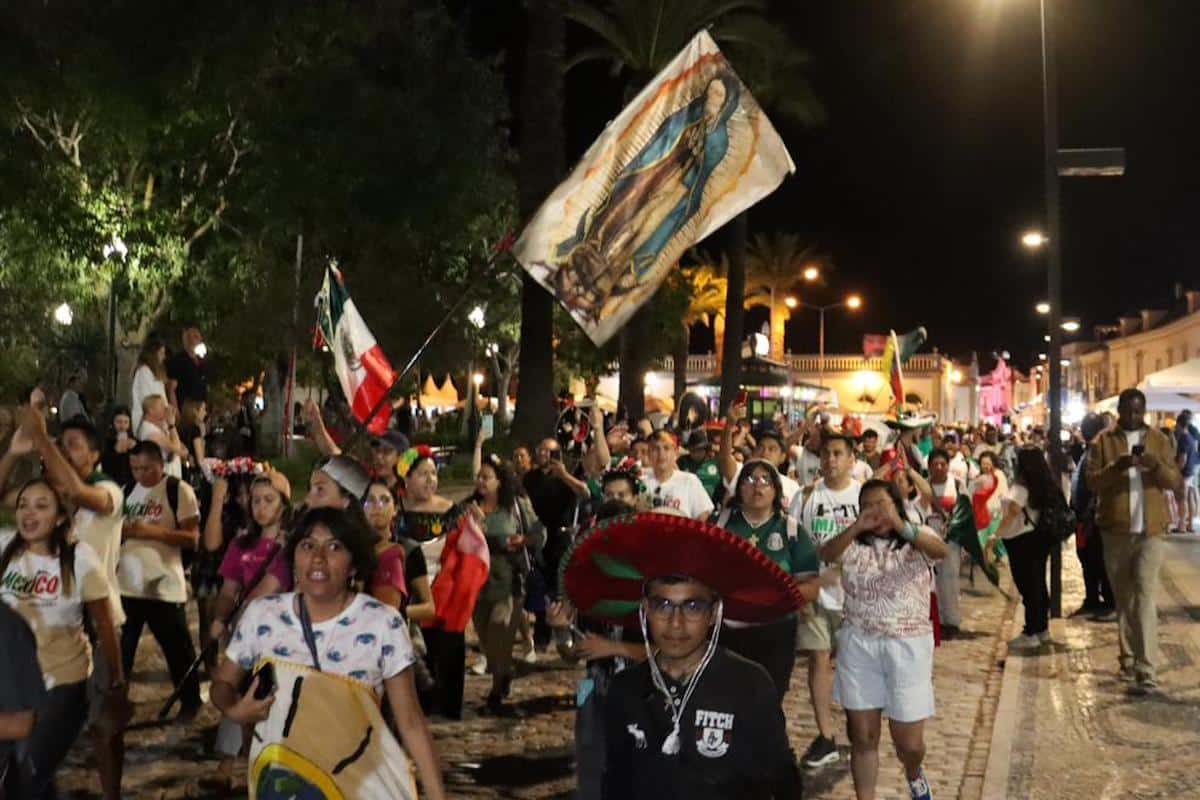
[801,735,839,769]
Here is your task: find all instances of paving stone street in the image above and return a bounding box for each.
[982,534,1200,800]
[58,554,1020,799]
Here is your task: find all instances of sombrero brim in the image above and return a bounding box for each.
[561,512,806,624]
[885,414,937,430]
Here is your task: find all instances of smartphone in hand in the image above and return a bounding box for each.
[1131,444,1146,457]
[253,662,276,699]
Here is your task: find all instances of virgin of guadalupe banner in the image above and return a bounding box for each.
[513,30,795,345]
[248,660,417,799]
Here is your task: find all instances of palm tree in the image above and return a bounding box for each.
[745,233,828,360]
[566,0,776,422]
[566,0,824,416]
[671,257,727,399]
[511,0,566,446]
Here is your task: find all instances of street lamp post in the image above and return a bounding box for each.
[791,295,863,389]
[102,235,128,404]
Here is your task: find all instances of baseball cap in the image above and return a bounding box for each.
[372,431,410,452]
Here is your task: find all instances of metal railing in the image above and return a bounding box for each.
[656,353,945,374]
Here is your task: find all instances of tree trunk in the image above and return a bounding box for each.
[713,313,725,371]
[617,308,649,422]
[770,302,788,361]
[260,353,287,458]
[719,213,748,415]
[511,0,565,447]
[673,322,689,403]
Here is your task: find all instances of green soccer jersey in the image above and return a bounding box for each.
[678,455,722,499]
[714,508,820,575]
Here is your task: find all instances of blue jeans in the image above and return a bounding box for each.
[25,680,88,799]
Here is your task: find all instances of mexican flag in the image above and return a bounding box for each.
[314,265,396,435]
[880,327,927,411]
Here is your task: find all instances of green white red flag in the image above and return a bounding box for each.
[314,265,396,435]
[880,327,927,412]
[513,30,795,345]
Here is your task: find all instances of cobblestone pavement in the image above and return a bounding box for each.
[982,534,1200,800]
[59,555,1017,798]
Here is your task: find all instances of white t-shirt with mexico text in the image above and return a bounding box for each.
[790,478,862,612]
[119,477,199,603]
[0,534,110,687]
[643,469,715,520]
[75,476,126,626]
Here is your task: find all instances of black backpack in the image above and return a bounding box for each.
[1028,491,1077,543]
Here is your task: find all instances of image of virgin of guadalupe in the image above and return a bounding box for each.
[552,73,741,324]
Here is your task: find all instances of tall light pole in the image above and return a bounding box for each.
[790,294,863,389]
[102,235,128,404]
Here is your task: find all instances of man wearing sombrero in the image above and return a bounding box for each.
[562,512,803,798]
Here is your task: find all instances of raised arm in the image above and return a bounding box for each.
[719,403,747,483]
[21,406,115,515]
[302,399,341,457]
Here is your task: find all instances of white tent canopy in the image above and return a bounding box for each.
[1094,390,1198,415]
[1140,358,1200,393]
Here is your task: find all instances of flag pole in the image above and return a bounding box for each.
[340,233,516,448]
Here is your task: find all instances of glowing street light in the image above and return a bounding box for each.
[472,372,484,388]
[784,296,798,309]
[468,305,486,329]
[1021,230,1048,249]
[1035,301,1051,315]
[1039,353,1048,361]
[950,369,964,383]
[102,235,128,261]
[802,266,820,282]
[1044,334,1051,342]
[846,294,863,310]
[53,303,73,326]
[1060,318,1081,333]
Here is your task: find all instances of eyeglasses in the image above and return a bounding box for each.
[363,496,394,508]
[645,595,715,620]
[743,475,774,487]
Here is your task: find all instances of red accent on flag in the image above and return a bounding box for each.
[863,334,888,358]
[352,345,397,435]
[427,516,491,633]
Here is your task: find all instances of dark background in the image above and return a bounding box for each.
[464,0,1200,369]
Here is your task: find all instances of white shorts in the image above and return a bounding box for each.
[833,626,935,723]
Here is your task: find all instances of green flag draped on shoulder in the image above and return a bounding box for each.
[947,493,1000,588]
[513,30,795,346]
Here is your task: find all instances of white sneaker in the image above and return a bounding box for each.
[1007,633,1041,650]
[469,656,488,676]
[522,645,538,664]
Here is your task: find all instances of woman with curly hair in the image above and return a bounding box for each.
[211,507,446,799]
[468,456,545,713]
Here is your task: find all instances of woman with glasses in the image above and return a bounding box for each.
[819,479,947,800]
[211,507,446,799]
[468,456,545,714]
[363,479,434,623]
[711,459,820,701]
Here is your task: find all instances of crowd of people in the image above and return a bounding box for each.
[0,328,1193,800]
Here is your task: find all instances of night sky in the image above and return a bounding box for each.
[469,1,1200,369]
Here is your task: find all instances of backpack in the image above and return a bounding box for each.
[1028,491,1077,543]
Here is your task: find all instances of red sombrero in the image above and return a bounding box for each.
[561,512,806,624]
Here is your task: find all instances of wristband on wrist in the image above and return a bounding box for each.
[900,521,919,543]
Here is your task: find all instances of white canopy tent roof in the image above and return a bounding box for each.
[1094,390,1198,415]
[1140,358,1200,393]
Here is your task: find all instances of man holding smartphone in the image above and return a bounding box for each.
[1086,389,1182,696]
